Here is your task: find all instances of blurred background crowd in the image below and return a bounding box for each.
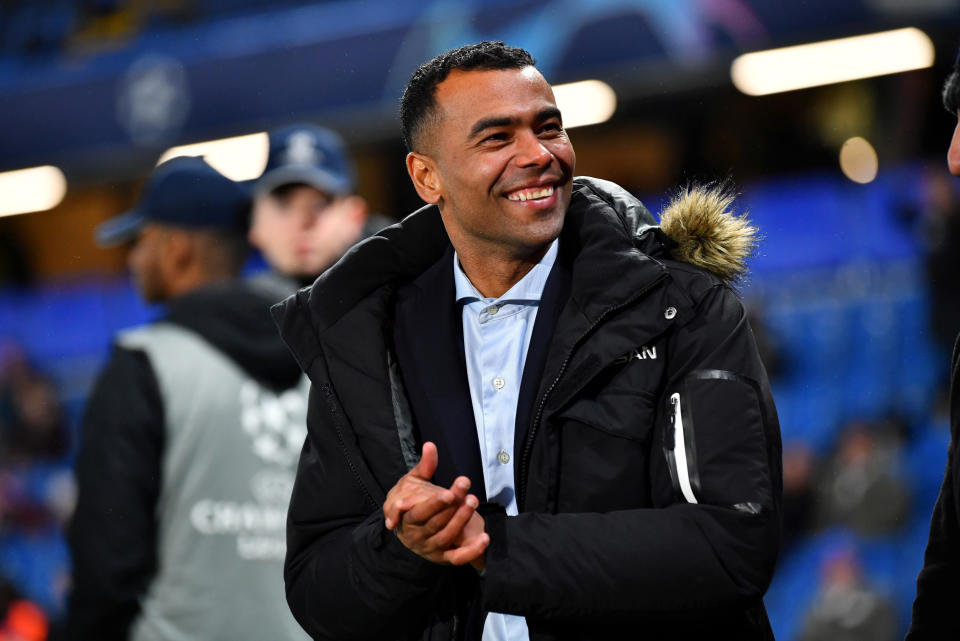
[2,1,960,639]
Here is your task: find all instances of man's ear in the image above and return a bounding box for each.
[406,152,442,205]
[165,228,195,272]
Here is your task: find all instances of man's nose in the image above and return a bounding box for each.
[514,131,553,167]
[296,208,320,228]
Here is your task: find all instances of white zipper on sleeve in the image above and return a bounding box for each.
[670,392,698,504]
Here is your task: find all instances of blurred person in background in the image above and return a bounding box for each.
[275,41,781,641]
[247,123,389,297]
[0,343,74,619]
[798,543,897,641]
[65,157,309,641]
[907,47,960,640]
[0,345,69,466]
[815,418,910,537]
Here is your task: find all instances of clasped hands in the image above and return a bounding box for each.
[383,442,488,571]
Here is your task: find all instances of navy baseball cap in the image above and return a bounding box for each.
[254,124,355,198]
[95,156,250,247]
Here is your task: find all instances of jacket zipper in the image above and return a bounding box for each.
[517,272,667,510]
[670,392,698,504]
[321,383,378,508]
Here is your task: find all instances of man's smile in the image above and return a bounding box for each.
[505,184,554,202]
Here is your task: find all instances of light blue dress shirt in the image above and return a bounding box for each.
[453,239,558,641]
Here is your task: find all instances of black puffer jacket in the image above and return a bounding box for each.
[274,177,782,641]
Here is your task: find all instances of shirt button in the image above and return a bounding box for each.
[486,304,501,315]
[664,306,677,320]
[492,376,505,390]
[497,450,511,465]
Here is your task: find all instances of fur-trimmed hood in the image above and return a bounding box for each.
[658,185,757,283]
[573,177,757,284]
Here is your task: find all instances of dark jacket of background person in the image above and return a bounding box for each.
[66,280,309,641]
[907,335,960,640]
[906,51,960,639]
[274,177,783,641]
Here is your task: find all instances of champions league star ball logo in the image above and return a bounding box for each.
[239,381,307,468]
[116,54,190,146]
[283,131,324,166]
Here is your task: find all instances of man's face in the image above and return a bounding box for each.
[249,185,365,278]
[127,224,173,303]
[949,109,960,177]
[413,67,575,261]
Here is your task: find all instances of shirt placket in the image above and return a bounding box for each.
[478,303,515,506]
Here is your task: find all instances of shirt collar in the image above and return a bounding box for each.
[454,238,559,304]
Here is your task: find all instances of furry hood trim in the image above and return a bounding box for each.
[658,185,758,283]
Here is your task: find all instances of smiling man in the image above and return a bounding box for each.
[275,42,782,641]
[403,64,574,300]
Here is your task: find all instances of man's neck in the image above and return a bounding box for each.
[166,271,231,300]
[454,243,551,298]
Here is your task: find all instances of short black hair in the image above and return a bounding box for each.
[944,52,960,115]
[399,41,536,152]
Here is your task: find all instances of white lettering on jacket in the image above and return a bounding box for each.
[614,345,657,364]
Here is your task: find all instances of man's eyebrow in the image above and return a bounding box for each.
[469,116,517,139]
[467,107,564,139]
[536,107,562,123]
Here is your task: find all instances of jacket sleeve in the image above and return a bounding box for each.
[284,382,450,641]
[66,346,164,641]
[479,283,782,621]
[906,335,960,640]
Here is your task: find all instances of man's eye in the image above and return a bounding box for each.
[483,132,508,143]
[540,122,563,133]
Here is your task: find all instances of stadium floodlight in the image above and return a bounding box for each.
[158,132,269,181]
[839,136,879,184]
[731,27,935,96]
[553,80,617,128]
[0,165,68,218]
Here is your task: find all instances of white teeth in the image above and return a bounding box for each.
[508,185,555,201]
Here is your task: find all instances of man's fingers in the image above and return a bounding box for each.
[448,476,471,502]
[427,495,478,548]
[384,447,450,529]
[402,488,457,525]
[409,442,439,480]
[383,493,410,530]
[384,481,445,530]
[383,458,474,533]
[443,533,489,566]
[407,477,469,526]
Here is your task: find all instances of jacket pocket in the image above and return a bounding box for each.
[662,369,772,513]
[554,387,657,510]
[558,387,656,441]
